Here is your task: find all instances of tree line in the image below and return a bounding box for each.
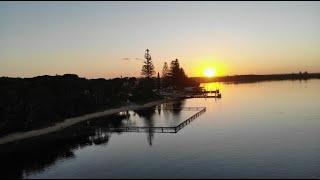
[0,74,159,136]
[140,49,198,91]
[0,49,198,136]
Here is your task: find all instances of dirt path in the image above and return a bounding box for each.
[0,99,167,145]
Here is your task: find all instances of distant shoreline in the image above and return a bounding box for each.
[2,72,320,82]
[0,99,168,145]
[191,72,320,84]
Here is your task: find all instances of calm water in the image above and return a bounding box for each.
[1,80,320,179]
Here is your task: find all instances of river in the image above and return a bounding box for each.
[1,79,320,178]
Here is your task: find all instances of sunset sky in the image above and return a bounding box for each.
[1,1,320,78]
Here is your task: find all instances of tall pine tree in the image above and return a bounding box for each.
[161,62,169,88]
[157,72,161,91]
[141,49,155,79]
[162,62,169,78]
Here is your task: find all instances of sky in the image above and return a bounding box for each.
[1,1,320,78]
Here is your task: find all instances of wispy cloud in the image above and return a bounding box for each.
[121,57,143,61]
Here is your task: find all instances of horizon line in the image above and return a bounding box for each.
[1,72,320,80]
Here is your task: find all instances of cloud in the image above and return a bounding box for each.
[121,57,143,61]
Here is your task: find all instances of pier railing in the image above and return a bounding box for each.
[98,107,206,134]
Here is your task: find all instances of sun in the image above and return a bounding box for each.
[204,68,216,77]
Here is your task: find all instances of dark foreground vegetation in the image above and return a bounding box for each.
[0,74,160,136]
[0,49,198,137]
[192,72,320,84]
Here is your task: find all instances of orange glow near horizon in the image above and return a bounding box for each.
[191,58,228,77]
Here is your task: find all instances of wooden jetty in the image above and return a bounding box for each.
[98,107,206,134]
[182,94,221,98]
[160,107,205,111]
[202,89,219,94]
[183,88,221,98]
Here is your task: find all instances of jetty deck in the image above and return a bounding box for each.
[182,94,221,98]
[98,107,206,134]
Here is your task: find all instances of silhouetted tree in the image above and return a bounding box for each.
[165,59,198,88]
[168,59,189,88]
[179,68,187,80]
[141,49,155,79]
[168,59,180,86]
[161,62,170,88]
[157,72,161,92]
[162,62,169,78]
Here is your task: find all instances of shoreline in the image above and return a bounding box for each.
[192,73,320,84]
[0,99,168,145]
